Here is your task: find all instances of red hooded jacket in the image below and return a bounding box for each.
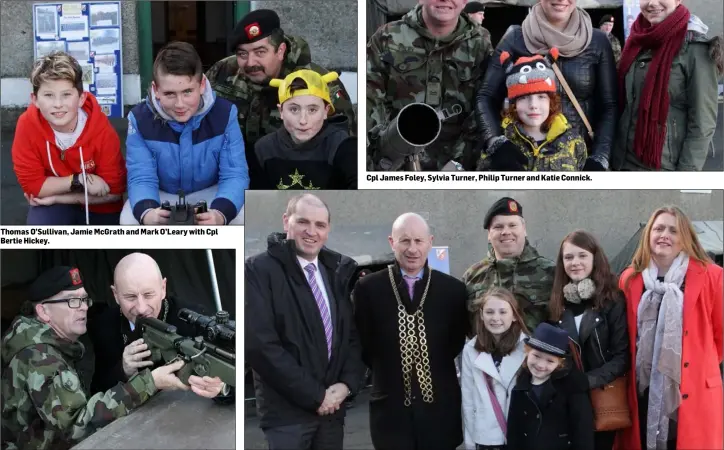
[12,93,126,214]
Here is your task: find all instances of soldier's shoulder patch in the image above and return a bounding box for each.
[59,370,80,392]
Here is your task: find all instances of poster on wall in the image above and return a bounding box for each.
[622,0,641,41]
[427,246,450,275]
[33,2,123,118]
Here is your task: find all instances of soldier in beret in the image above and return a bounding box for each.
[599,15,621,66]
[462,197,555,331]
[206,9,356,189]
[1,266,188,449]
[462,1,485,26]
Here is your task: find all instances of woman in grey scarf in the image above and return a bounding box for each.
[617,206,723,450]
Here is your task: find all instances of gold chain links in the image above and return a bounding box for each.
[387,265,434,406]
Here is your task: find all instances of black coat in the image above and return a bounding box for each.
[507,368,595,450]
[245,233,365,428]
[86,296,193,394]
[553,293,630,390]
[353,263,470,450]
[475,26,618,161]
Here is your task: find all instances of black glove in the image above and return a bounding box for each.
[487,138,528,171]
[583,154,609,171]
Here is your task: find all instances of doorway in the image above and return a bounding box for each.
[150,1,236,71]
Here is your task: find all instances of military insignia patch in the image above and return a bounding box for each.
[69,268,81,285]
[508,200,518,212]
[59,370,80,392]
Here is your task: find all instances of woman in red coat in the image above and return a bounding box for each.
[616,206,723,450]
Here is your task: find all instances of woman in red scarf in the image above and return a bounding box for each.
[611,0,723,171]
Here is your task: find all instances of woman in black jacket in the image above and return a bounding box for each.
[475,0,617,171]
[548,230,629,450]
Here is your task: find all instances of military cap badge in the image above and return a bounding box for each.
[245,23,261,40]
[508,200,518,213]
[69,268,82,286]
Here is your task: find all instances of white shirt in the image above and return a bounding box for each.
[129,320,135,331]
[297,255,331,315]
[54,108,88,151]
[575,312,585,333]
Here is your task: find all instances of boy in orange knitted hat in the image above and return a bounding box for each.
[478,49,587,171]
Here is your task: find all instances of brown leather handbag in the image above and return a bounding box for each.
[570,341,632,431]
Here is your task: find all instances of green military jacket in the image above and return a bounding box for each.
[206,34,357,149]
[478,114,587,171]
[611,31,720,171]
[608,33,622,66]
[1,315,157,450]
[366,5,493,170]
[462,241,555,331]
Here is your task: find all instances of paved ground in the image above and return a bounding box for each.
[244,389,377,450]
[1,105,722,225]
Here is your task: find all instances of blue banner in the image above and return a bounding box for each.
[427,246,450,275]
[33,2,124,118]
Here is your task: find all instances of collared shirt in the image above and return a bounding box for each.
[129,320,135,332]
[298,255,331,314]
[400,267,424,280]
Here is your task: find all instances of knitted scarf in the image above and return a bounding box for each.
[617,6,690,169]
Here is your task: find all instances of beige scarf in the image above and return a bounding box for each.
[522,4,593,58]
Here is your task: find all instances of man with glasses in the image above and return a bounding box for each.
[1,266,188,449]
[87,253,226,399]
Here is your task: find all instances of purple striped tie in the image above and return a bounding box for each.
[304,263,332,359]
[403,275,417,300]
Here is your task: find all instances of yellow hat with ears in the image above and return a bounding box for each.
[269,69,339,115]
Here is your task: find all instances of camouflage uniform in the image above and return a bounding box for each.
[366,6,493,170]
[608,33,622,66]
[206,35,356,188]
[462,240,555,331]
[1,315,157,450]
[478,114,587,171]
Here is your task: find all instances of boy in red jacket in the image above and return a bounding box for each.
[12,52,126,225]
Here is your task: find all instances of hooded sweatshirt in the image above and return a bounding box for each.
[12,93,126,214]
[253,116,357,189]
[1,315,157,450]
[126,77,249,224]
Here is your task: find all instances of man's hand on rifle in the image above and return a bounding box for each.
[122,338,154,378]
[150,359,189,391]
[317,383,349,415]
[188,375,224,398]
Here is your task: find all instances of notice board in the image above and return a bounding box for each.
[33,1,124,118]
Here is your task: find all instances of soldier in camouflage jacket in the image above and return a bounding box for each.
[206,10,356,188]
[1,267,185,450]
[366,1,493,171]
[462,198,555,332]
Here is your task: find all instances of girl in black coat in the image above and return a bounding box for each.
[506,323,595,450]
[548,230,630,450]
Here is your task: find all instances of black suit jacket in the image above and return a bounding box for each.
[86,297,193,393]
[353,263,470,450]
[245,233,365,428]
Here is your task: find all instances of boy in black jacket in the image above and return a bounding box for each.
[254,69,357,190]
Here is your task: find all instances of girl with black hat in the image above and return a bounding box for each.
[506,322,595,450]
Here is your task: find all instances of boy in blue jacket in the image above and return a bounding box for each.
[121,41,249,225]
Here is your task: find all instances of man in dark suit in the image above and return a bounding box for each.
[245,193,365,450]
[87,252,226,399]
[353,213,470,450]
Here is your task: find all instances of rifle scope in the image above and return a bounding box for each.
[178,309,235,347]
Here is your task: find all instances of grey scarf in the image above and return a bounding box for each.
[636,252,688,449]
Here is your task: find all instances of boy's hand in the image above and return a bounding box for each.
[80,174,110,196]
[196,209,225,225]
[142,208,171,225]
[24,193,56,206]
